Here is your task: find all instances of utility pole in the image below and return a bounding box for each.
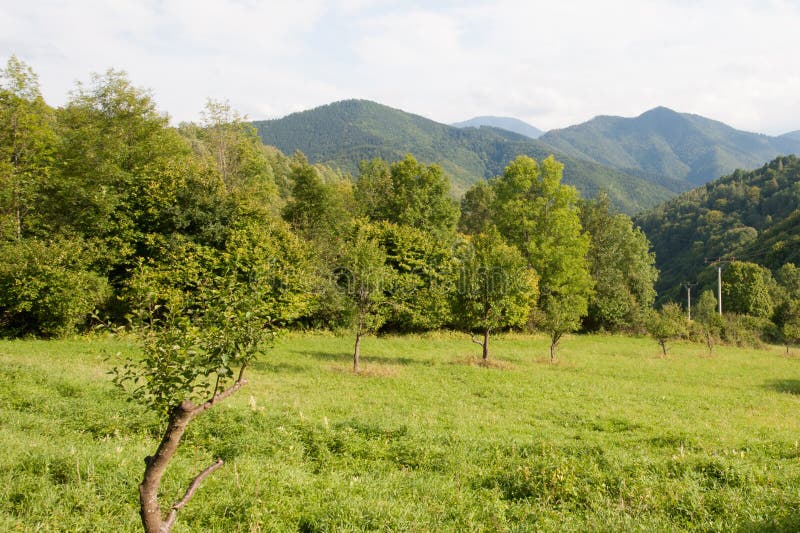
[681,282,696,321]
[704,256,734,316]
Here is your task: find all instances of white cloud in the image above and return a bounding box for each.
[1,0,799,133]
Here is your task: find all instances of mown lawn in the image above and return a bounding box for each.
[1,332,800,531]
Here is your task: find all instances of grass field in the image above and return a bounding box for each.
[2,332,800,531]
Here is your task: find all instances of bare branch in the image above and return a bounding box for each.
[192,367,248,415]
[470,336,485,347]
[236,361,248,384]
[163,459,224,530]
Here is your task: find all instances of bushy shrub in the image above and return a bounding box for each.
[0,238,110,337]
[721,313,776,348]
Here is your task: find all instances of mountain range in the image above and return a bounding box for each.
[539,107,800,190]
[451,116,544,139]
[252,99,800,214]
[252,99,671,213]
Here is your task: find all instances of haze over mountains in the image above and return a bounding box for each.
[451,116,544,139]
[252,99,800,214]
[781,130,800,142]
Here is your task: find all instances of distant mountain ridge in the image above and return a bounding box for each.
[781,130,800,142]
[252,99,673,214]
[451,116,544,139]
[539,106,800,189]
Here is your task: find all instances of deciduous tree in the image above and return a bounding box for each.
[338,222,394,372]
[580,193,658,331]
[645,303,687,357]
[452,228,538,362]
[721,261,775,318]
[0,56,57,240]
[114,221,315,533]
[490,156,593,361]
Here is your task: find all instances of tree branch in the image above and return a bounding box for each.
[470,336,485,347]
[187,364,249,416]
[163,458,225,530]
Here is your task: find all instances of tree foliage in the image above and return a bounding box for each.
[0,55,57,240]
[490,155,594,361]
[721,261,775,319]
[452,228,538,361]
[356,154,459,237]
[645,303,687,357]
[580,193,658,331]
[0,238,109,337]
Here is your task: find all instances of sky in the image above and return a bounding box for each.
[2,0,799,135]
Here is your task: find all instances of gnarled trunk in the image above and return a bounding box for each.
[139,374,246,532]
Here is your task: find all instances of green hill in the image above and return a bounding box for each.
[451,116,544,139]
[540,107,800,189]
[252,99,673,214]
[636,155,800,300]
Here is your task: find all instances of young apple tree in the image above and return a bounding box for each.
[113,222,314,533]
[337,222,394,372]
[453,228,538,362]
[646,302,687,357]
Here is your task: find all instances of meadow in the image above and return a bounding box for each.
[1,332,800,532]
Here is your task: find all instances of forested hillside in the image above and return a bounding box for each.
[540,107,800,189]
[637,155,800,300]
[451,116,544,139]
[252,99,673,213]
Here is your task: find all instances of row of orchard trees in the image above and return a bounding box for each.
[283,148,660,365]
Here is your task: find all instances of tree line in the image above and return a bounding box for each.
[0,57,661,357]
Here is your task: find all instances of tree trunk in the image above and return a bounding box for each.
[353,331,362,373]
[139,375,247,532]
[139,402,196,533]
[550,332,561,364]
[482,328,490,362]
[660,340,668,357]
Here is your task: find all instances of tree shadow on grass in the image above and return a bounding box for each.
[293,350,426,367]
[763,379,800,395]
[249,361,307,374]
[738,510,800,532]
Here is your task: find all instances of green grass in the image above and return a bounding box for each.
[2,332,800,531]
